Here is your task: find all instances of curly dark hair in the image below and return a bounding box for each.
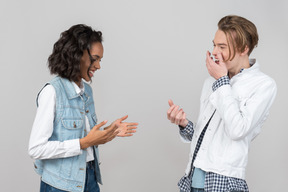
[48,24,103,82]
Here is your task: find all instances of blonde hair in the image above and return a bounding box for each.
[218,15,258,60]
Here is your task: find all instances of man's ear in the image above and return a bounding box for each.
[241,46,249,56]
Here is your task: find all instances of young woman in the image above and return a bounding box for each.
[29,24,138,192]
[167,15,277,192]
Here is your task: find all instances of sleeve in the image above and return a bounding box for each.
[212,75,230,92]
[28,85,82,160]
[209,78,277,140]
[179,120,194,142]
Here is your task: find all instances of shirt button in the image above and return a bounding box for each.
[86,110,89,113]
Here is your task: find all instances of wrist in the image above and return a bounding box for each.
[180,119,189,128]
[80,137,90,149]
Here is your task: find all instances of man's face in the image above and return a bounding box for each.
[212,30,241,71]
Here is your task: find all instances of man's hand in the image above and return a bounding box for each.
[80,120,119,149]
[167,99,188,127]
[206,51,228,79]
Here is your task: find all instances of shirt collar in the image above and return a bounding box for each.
[72,80,85,95]
[240,59,256,73]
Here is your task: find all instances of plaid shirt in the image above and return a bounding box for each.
[179,74,249,192]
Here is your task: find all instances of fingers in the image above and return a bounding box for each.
[168,99,174,107]
[94,120,108,130]
[206,51,214,65]
[175,109,184,125]
[169,105,179,122]
[123,123,138,131]
[167,103,186,125]
[117,129,136,137]
[105,122,118,132]
[119,115,128,121]
[167,105,176,120]
[175,109,186,125]
[217,52,225,66]
[125,128,137,134]
[126,122,138,126]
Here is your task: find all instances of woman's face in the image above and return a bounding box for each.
[79,42,104,82]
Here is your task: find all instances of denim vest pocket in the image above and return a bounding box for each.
[62,119,83,129]
[61,118,83,139]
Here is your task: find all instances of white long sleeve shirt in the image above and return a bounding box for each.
[28,81,94,162]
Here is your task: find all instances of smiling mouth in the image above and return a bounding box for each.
[89,70,95,77]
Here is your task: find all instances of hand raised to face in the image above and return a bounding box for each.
[206,51,228,80]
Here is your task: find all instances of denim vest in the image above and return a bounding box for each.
[34,77,102,192]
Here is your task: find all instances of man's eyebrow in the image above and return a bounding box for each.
[212,40,227,46]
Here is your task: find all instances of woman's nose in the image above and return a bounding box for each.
[95,62,101,70]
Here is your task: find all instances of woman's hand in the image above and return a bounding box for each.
[80,120,119,149]
[112,115,138,137]
[167,99,188,127]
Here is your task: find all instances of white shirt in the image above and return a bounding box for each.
[28,81,94,162]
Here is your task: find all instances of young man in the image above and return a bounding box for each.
[167,15,277,192]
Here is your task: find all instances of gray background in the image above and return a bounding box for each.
[0,0,287,191]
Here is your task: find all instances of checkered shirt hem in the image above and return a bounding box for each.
[179,120,194,141]
[204,172,249,192]
[212,75,230,92]
[178,175,192,192]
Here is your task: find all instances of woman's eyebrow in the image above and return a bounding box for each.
[92,55,102,59]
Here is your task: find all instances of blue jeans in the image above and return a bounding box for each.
[180,188,204,192]
[40,161,100,192]
[192,188,204,192]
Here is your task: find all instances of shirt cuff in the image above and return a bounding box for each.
[179,120,193,134]
[212,75,230,92]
